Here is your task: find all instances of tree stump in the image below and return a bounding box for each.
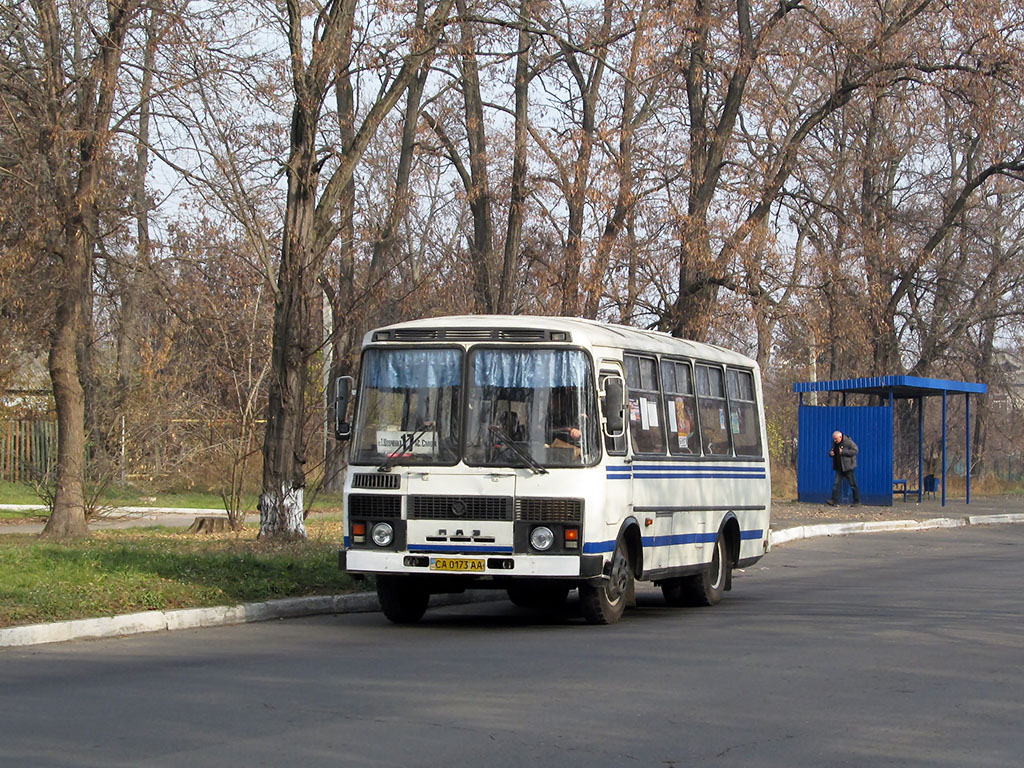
[186,516,231,534]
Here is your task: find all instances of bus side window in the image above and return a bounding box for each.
[600,372,627,455]
[624,354,666,455]
[695,364,732,456]
[661,359,698,455]
[727,368,763,457]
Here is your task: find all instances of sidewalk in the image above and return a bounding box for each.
[0,505,247,535]
[769,495,1024,529]
[2,496,1023,648]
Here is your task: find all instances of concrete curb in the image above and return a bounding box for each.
[4,513,1023,649]
[0,590,501,649]
[767,513,1024,548]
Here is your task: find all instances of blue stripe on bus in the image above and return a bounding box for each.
[407,544,514,554]
[632,473,767,480]
[632,464,765,472]
[641,532,719,547]
[607,471,767,480]
[583,529,764,554]
[607,464,766,481]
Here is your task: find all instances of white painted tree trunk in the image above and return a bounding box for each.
[258,486,307,538]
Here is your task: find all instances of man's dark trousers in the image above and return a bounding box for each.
[832,469,860,504]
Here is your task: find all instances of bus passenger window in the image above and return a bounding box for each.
[625,354,665,455]
[727,368,762,457]
[661,360,697,455]
[695,364,731,456]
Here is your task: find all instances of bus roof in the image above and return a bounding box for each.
[365,315,758,369]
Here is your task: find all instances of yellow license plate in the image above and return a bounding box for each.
[429,558,485,572]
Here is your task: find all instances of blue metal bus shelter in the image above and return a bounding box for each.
[793,376,986,506]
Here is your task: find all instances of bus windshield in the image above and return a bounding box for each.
[352,347,462,465]
[464,348,599,467]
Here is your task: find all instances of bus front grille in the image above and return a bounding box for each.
[351,473,401,490]
[348,494,402,519]
[408,495,513,521]
[515,498,584,523]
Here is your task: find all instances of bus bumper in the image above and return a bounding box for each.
[341,549,605,578]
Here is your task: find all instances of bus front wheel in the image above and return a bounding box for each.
[579,538,633,625]
[376,575,429,624]
[662,534,727,607]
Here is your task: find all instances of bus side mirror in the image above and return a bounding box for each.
[334,376,355,441]
[602,376,626,437]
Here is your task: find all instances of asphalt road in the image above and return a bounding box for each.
[1,526,1021,768]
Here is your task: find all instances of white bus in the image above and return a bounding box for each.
[334,315,771,624]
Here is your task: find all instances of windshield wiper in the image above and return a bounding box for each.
[377,421,435,473]
[488,424,548,475]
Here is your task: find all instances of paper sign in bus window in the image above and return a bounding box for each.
[376,430,438,455]
[646,399,659,428]
[629,398,641,423]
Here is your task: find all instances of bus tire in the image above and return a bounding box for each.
[507,582,570,611]
[376,575,429,624]
[579,538,632,625]
[669,534,728,607]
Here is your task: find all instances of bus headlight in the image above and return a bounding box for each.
[371,522,395,547]
[529,526,555,551]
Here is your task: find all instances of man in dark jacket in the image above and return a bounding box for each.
[828,430,860,506]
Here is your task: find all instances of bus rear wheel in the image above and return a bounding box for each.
[376,575,430,624]
[579,538,632,625]
[662,534,727,607]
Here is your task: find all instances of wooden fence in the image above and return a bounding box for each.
[1,420,56,483]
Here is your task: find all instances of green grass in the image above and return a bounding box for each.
[0,482,45,506]
[0,519,361,628]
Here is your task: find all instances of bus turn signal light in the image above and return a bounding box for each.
[352,522,366,544]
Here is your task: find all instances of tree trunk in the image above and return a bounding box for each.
[557,1,610,317]
[322,23,360,496]
[456,0,496,312]
[498,0,531,314]
[662,213,717,341]
[259,98,318,539]
[43,232,90,538]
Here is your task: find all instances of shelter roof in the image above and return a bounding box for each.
[793,375,986,398]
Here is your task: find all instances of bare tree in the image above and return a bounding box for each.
[258,0,455,538]
[1,0,149,536]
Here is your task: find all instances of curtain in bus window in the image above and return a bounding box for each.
[661,359,697,455]
[466,349,598,467]
[727,369,762,457]
[363,348,461,388]
[625,354,665,455]
[471,349,590,388]
[695,364,731,456]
